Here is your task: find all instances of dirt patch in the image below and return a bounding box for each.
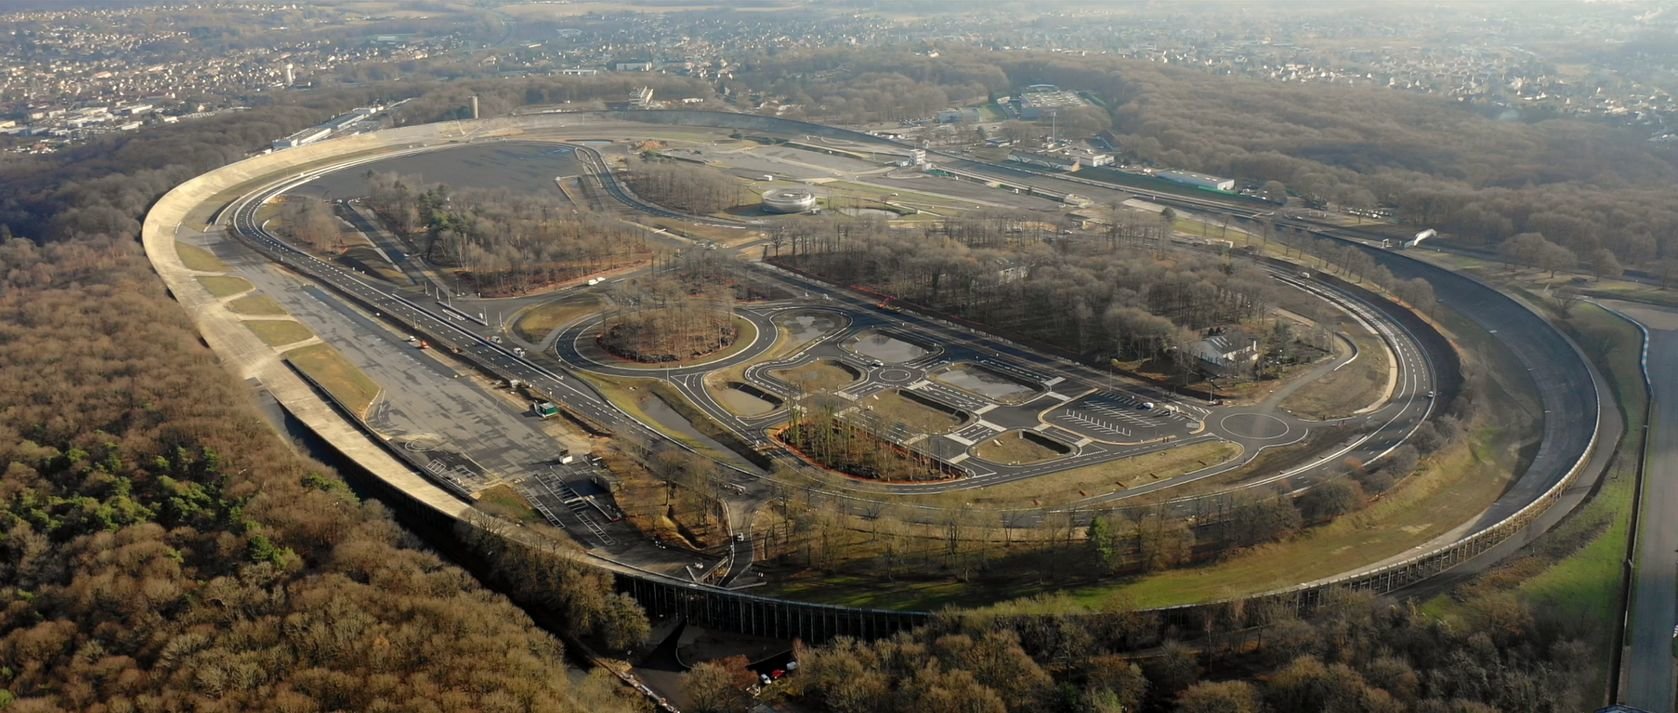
[863,389,964,435]
[715,382,783,417]
[973,431,1070,465]
[1279,331,1391,418]
[476,484,543,524]
[773,359,860,393]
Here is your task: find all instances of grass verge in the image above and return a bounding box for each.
[578,372,760,469]
[285,342,383,417]
[1076,422,1515,608]
[175,241,229,272]
[243,319,315,347]
[511,295,599,343]
[964,440,1242,507]
[476,484,543,525]
[196,275,253,298]
[336,246,406,284]
[227,294,289,316]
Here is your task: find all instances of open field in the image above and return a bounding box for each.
[1279,332,1390,418]
[243,319,315,347]
[196,275,253,298]
[511,295,599,343]
[1079,422,1517,608]
[963,440,1242,507]
[284,343,383,417]
[175,241,229,272]
[227,294,289,316]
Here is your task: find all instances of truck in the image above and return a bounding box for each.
[532,401,560,419]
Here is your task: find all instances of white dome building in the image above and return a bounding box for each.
[762,187,818,214]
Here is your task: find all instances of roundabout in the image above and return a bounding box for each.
[557,310,778,376]
[1217,412,1294,441]
[139,108,1608,627]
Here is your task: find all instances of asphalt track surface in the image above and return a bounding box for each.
[207,115,1599,602]
[1603,301,1676,713]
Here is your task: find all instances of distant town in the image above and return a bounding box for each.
[2,0,1675,154]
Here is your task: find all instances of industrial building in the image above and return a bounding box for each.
[1156,169,1236,192]
[271,126,331,151]
[1065,147,1114,167]
[325,107,379,131]
[1007,84,1090,120]
[1009,150,1081,171]
[762,187,818,214]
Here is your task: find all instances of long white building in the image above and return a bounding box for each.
[1156,169,1236,192]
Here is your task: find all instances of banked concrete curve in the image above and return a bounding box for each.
[143,111,1607,625]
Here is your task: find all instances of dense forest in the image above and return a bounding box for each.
[731,49,1678,268]
[622,158,746,215]
[601,266,739,362]
[733,589,1598,713]
[361,172,650,296]
[386,75,717,126]
[770,213,1278,365]
[780,401,961,483]
[1092,60,1678,267]
[0,93,643,711]
[730,48,1009,124]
